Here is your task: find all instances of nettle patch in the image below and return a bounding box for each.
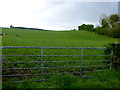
[104,43,120,71]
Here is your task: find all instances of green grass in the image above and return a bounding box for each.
[1,28,119,88]
[2,28,117,47]
[2,70,120,88]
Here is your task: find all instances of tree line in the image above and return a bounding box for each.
[10,25,44,31]
[78,14,120,38]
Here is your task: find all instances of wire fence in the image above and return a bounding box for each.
[1,47,111,83]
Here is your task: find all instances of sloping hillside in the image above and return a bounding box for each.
[2,28,117,47]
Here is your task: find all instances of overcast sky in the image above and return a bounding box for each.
[0,0,119,30]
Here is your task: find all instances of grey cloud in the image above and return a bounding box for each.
[36,2,118,29]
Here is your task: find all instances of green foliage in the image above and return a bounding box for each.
[94,27,120,38]
[104,43,120,71]
[101,18,109,28]
[110,27,120,38]
[78,24,94,31]
[109,14,120,24]
[91,14,120,38]
[100,14,119,28]
[94,28,109,35]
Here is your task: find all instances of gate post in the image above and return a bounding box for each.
[41,47,44,80]
[110,49,113,70]
[80,48,83,76]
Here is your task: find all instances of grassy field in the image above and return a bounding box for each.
[2,28,117,47]
[1,28,120,88]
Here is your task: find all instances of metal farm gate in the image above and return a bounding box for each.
[1,47,111,83]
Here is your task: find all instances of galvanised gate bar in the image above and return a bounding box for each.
[1,47,111,83]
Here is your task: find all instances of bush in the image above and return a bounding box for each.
[78,24,94,31]
[104,43,120,71]
[110,27,120,38]
[93,27,120,38]
[94,28,109,36]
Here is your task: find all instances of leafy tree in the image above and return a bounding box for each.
[100,14,120,28]
[101,18,110,28]
[97,14,120,39]
[78,24,94,31]
[78,24,86,30]
[109,14,120,25]
[100,14,112,28]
